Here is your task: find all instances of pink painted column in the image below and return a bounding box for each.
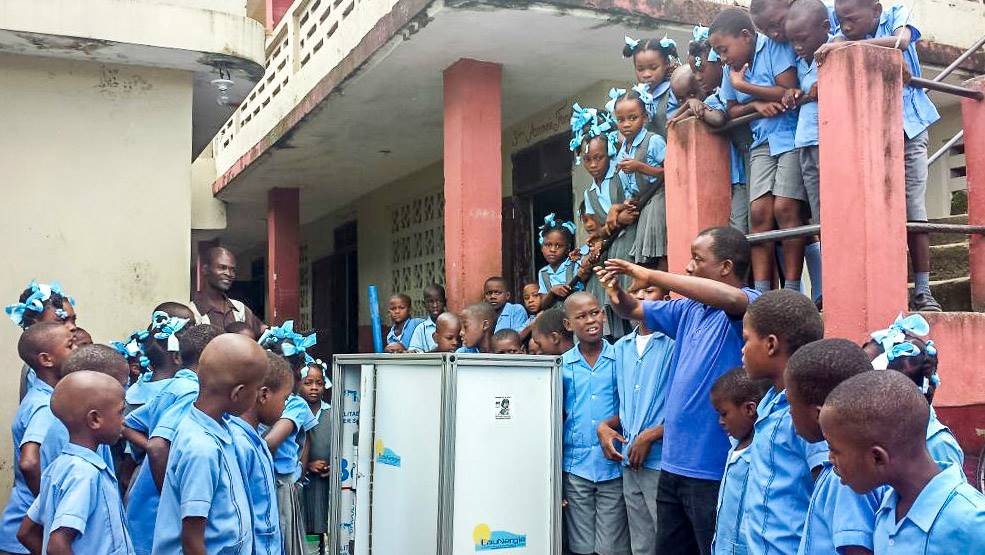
[443,59,502,312]
[961,76,985,311]
[664,117,732,273]
[266,0,292,30]
[267,187,300,325]
[819,45,908,341]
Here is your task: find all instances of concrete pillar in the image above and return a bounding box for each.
[664,118,732,273]
[267,0,292,30]
[267,187,300,324]
[960,76,985,311]
[443,59,502,312]
[819,45,908,341]
[195,239,221,293]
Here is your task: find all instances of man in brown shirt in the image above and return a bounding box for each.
[191,246,265,337]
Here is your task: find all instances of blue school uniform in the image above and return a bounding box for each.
[125,373,173,408]
[793,34,833,149]
[641,288,760,480]
[39,419,114,473]
[152,407,252,555]
[0,378,55,553]
[537,257,585,295]
[743,387,830,555]
[228,416,283,555]
[615,129,667,198]
[495,302,529,333]
[26,443,134,555]
[408,315,438,352]
[927,407,964,468]
[873,462,985,554]
[561,342,621,482]
[613,329,674,470]
[705,89,747,185]
[582,165,621,219]
[271,394,319,480]
[796,462,884,555]
[712,444,753,555]
[387,317,424,349]
[720,33,799,156]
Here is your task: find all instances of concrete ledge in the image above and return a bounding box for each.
[922,311,985,409]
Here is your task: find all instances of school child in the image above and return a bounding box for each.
[73,327,93,347]
[123,302,194,413]
[530,308,575,356]
[483,277,529,332]
[521,282,542,328]
[226,320,259,341]
[862,314,964,468]
[229,351,294,555]
[815,0,942,310]
[537,213,584,309]
[820,371,985,554]
[492,329,525,354]
[384,293,424,353]
[596,283,674,555]
[431,312,463,353]
[740,290,827,555]
[151,334,268,554]
[610,89,669,269]
[709,367,771,555]
[596,226,758,555]
[711,8,808,295]
[623,36,680,138]
[785,339,883,555]
[559,292,629,555]
[0,322,76,554]
[408,284,447,353]
[300,361,332,547]
[16,371,133,555]
[669,65,704,105]
[457,303,497,354]
[749,0,840,45]
[6,280,77,401]
[574,204,612,337]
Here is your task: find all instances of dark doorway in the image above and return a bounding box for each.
[311,221,359,359]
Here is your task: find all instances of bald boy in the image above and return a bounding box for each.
[432,312,462,352]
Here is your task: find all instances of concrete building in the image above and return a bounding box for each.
[0,0,266,500]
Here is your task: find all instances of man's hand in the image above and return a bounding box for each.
[550,284,573,299]
[600,259,651,291]
[597,422,626,462]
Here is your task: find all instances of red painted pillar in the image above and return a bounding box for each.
[443,59,502,312]
[267,187,300,324]
[266,0,292,30]
[819,45,908,341]
[196,239,221,293]
[664,117,732,273]
[961,76,985,312]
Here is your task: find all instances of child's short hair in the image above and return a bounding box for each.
[786,339,873,406]
[152,301,194,322]
[492,329,521,344]
[746,290,823,353]
[484,276,508,289]
[62,344,128,377]
[613,89,648,115]
[533,308,573,340]
[390,293,412,306]
[710,7,755,36]
[824,370,930,453]
[178,324,222,367]
[17,322,66,367]
[423,283,446,299]
[787,0,830,25]
[696,226,752,280]
[263,351,294,391]
[623,36,680,62]
[224,321,253,335]
[463,302,497,323]
[711,367,772,406]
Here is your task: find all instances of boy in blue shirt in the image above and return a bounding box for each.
[740,290,827,555]
[484,277,529,332]
[529,308,574,357]
[152,333,268,554]
[559,292,629,555]
[817,0,942,311]
[457,302,497,354]
[0,322,76,554]
[820,371,985,554]
[709,367,771,555]
[383,293,424,352]
[17,371,133,554]
[408,284,446,352]
[597,283,674,555]
[785,339,884,555]
[597,226,759,555]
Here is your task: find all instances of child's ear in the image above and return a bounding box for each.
[172,353,183,367]
[36,352,55,369]
[872,2,883,19]
[871,445,890,470]
[720,259,735,278]
[742,401,759,419]
[86,409,101,431]
[257,385,272,405]
[563,318,574,333]
[229,383,246,403]
[765,334,779,356]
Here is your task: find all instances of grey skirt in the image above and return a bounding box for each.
[276,474,306,555]
[630,187,667,262]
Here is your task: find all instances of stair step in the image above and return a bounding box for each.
[927,214,970,245]
[907,242,969,282]
[908,277,971,312]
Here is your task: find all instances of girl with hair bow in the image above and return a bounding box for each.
[536,213,592,310]
[623,35,681,138]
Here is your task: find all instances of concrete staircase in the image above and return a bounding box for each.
[915,191,974,311]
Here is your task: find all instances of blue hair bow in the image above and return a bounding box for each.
[605,88,627,113]
[301,358,332,388]
[150,311,189,352]
[625,35,640,53]
[5,281,75,328]
[690,26,719,67]
[870,313,933,364]
[570,104,619,163]
[538,213,577,245]
[632,82,656,114]
[260,320,318,364]
[112,329,151,369]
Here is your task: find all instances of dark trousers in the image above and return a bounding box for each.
[654,470,721,555]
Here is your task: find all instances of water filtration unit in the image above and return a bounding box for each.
[328,353,562,555]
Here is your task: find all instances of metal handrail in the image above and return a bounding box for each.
[928,130,964,167]
[933,34,985,82]
[910,77,984,100]
[745,222,985,245]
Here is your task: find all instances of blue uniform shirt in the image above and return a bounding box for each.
[873,462,985,554]
[613,329,674,471]
[616,129,667,198]
[927,407,964,468]
[152,407,252,555]
[562,342,622,482]
[720,33,799,155]
[0,378,55,553]
[125,373,174,408]
[387,317,424,348]
[537,259,585,294]
[495,302,529,333]
[794,54,821,148]
[705,88,747,185]
[743,387,830,555]
[712,444,753,555]
[642,288,760,480]
[270,394,318,480]
[26,443,134,555]
[228,416,283,555]
[408,316,438,352]
[582,165,620,218]
[40,419,114,474]
[797,462,884,555]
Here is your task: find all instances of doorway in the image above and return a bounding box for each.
[311,221,359,359]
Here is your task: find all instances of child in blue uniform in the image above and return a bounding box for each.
[492,329,525,354]
[17,371,132,555]
[384,293,424,353]
[457,303,497,354]
[711,8,807,295]
[750,0,840,44]
[408,284,446,353]
[740,290,827,555]
[820,371,985,554]
[709,367,771,555]
[530,308,574,357]
[0,322,76,555]
[152,334,268,555]
[5,280,78,402]
[521,282,542,329]
[560,292,629,555]
[785,339,884,555]
[230,351,296,555]
[432,312,463,353]
[623,36,680,139]
[597,283,674,555]
[536,213,584,309]
[483,277,528,332]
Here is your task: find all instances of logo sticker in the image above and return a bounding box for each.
[374,439,401,467]
[473,523,527,551]
[495,396,512,420]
